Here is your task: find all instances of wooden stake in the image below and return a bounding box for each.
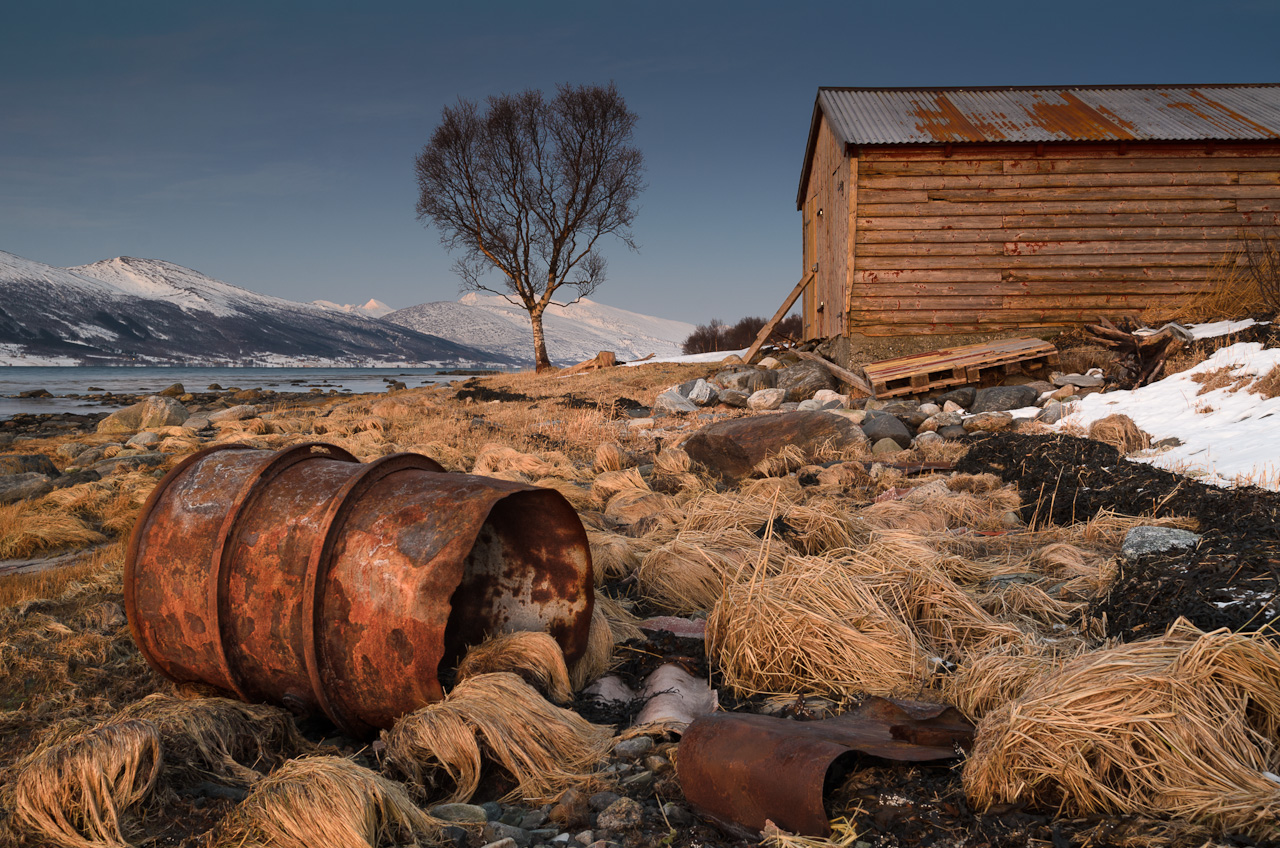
[744,273,813,364]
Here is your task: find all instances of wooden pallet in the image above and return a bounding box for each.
[862,337,1060,399]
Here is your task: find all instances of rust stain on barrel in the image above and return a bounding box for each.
[126,443,594,737]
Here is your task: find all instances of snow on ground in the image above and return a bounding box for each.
[622,347,749,366]
[1055,341,1280,490]
[1187,318,1261,340]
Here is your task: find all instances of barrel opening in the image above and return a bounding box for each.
[440,489,593,675]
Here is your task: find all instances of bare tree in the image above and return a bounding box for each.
[415,83,644,371]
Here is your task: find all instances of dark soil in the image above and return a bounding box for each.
[454,380,536,403]
[958,432,1280,640]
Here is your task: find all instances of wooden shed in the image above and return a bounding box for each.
[796,84,1280,338]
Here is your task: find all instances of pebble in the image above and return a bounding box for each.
[621,770,654,790]
[612,736,655,759]
[588,791,621,812]
[596,797,644,832]
[431,803,490,824]
[442,826,471,848]
[643,754,669,773]
[520,809,549,830]
[549,788,590,829]
[481,839,519,848]
[661,803,695,827]
[483,822,530,848]
[574,831,594,845]
[481,801,504,821]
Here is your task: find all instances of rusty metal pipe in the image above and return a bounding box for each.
[125,443,593,737]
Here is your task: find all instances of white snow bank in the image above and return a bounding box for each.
[1187,319,1265,339]
[1055,342,1280,490]
[623,347,749,366]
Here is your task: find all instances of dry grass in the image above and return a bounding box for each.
[1080,509,1198,548]
[210,756,443,848]
[636,528,788,614]
[708,555,929,699]
[604,489,678,530]
[382,672,612,805]
[593,442,632,473]
[591,467,649,506]
[568,603,615,691]
[1150,241,1277,324]
[762,817,861,848]
[11,718,162,848]
[942,640,1076,721]
[456,631,573,704]
[585,529,641,583]
[112,693,310,785]
[0,502,106,560]
[964,619,1280,838]
[1088,414,1152,455]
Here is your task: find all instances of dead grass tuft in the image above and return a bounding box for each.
[456,631,573,704]
[1088,414,1151,455]
[568,603,615,691]
[383,672,612,805]
[585,529,640,583]
[209,756,443,848]
[11,718,162,848]
[593,442,631,473]
[0,502,106,560]
[943,640,1075,721]
[637,529,787,613]
[964,620,1280,838]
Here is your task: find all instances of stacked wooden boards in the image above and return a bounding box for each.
[846,143,1280,335]
[861,337,1060,399]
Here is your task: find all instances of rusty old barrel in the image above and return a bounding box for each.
[124,442,593,737]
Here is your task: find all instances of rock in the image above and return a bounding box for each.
[937,424,968,440]
[183,416,211,432]
[520,810,549,830]
[880,400,929,428]
[613,736,655,759]
[683,411,869,483]
[1035,401,1069,424]
[627,417,655,430]
[50,469,101,490]
[596,798,644,833]
[1023,380,1054,395]
[812,389,847,408]
[0,454,58,477]
[713,369,756,392]
[972,386,1038,413]
[90,452,168,476]
[574,831,594,846]
[871,437,905,457]
[779,401,800,412]
[796,398,823,411]
[914,431,943,448]
[1053,372,1105,388]
[828,408,867,425]
[942,400,965,413]
[549,788,591,829]
[500,806,526,826]
[661,803,694,827]
[97,396,189,434]
[1121,527,1202,559]
[652,389,697,414]
[860,410,913,448]
[0,472,54,504]
[232,389,263,401]
[720,353,744,366]
[1050,385,1077,401]
[1153,436,1184,449]
[589,792,622,812]
[481,839,519,848]
[936,387,976,409]
[126,432,161,448]
[776,362,836,402]
[481,802,504,821]
[717,389,749,408]
[208,405,258,423]
[432,803,491,824]
[158,382,185,397]
[18,388,53,398]
[442,827,471,848]
[483,823,530,848]
[56,443,89,460]
[918,402,941,417]
[207,383,224,391]
[757,356,781,369]
[388,381,407,392]
[963,411,1015,432]
[686,379,718,406]
[746,388,786,411]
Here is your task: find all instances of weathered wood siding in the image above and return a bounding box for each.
[800,114,850,339]
[846,143,1280,335]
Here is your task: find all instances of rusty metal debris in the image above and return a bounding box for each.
[125,442,594,737]
[677,697,974,837]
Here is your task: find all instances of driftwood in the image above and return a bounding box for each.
[793,350,874,398]
[1085,319,1190,388]
[558,350,617,376]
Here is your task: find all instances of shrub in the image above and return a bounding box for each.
[681,314,802,354]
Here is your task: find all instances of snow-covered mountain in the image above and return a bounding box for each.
[385,292,695,366]
[0,251,512,367]
[312,298,394,319]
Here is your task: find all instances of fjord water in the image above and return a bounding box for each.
[0,366,461,419]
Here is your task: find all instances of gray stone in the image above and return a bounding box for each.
[0,454,58,477]
[744,369,778,393]
[1035,401,1069,425]
[90,452,168,476]
[182,417,211,432]
[432,803,491,824]
[0,472,54,505]
[442,827,471,848]
[574,831,594,846]
[51,469,100,490]
[881,400,929,428]
[776,362,836,402]
[126,432,161,448]
[918,402,942,417]
[871,437,904,457]
[660,804,695,827]
[963,411,1015,432]
[481,839,520,848]
[596,798,644,833]
[717,389,749,408]
[653,389,697,414]
[483,823,530,848]
[1023,380,1054,395]
[1121,527,1202,559]
[56,442,89,460]
[687,379,718,406]
[746,388,786,411]
[796,398,823,411]
[208,404,258,423]
[812,389,847,407]
[589,792,622,812]
[713,369,757,392]
[481,802,504,821]
[914,431,944,448]
[936,387,976,409]
[613,736,655,759]
[98,395,189,434]
[860,410,913,448]
[1053,372,1105,388]
[972,386,1038,413]
[937,424,968,440]
[520,810,549,830]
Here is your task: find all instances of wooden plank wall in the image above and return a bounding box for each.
[801,114,849,339]
[847,143,1280,335]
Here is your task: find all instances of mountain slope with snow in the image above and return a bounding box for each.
[385,292,694,366]
[0,251,511,367]
[313,298,395,319]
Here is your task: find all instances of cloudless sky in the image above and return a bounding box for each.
[4,0,1278,322]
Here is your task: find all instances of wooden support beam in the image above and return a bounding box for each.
[794,350,874,398]
[744,273,813,364]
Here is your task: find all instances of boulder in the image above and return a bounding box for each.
[918,402,942,417]
[208,404,259,423]
[0,472,56,504]
[880,400,929,428]
[871,437,905,457]
[1035,401,1069,424]
[686,379,718,406]
[97,396,189,434]
[971,385,1038,413]
[812,389,848,408]
[942,400,966,413]
[717,389,749,409]
[860,410,914,448]
[1121,527,1201,559]
[757,356,782,370]
[158,382,185,397]
[652,389,697,414]
[936,387,976,409]
[0,454,58,477]
[963,411,1015,432]
[746,388,786,411]
[682,410,869,483]
[18,388,53,398]
[713,369,757,392]
[56,443,89,460]
[91,452,168,476]
[127,432,162,448]
[776,363,836,402]
[914,431,944,448]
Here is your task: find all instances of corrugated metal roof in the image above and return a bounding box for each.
[818,85,1280,145]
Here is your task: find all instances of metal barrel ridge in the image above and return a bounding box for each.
[125,442,594,737]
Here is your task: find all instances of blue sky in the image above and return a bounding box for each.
[4,0,1278,322]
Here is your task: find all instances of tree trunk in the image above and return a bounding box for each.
[530,306,552,372]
